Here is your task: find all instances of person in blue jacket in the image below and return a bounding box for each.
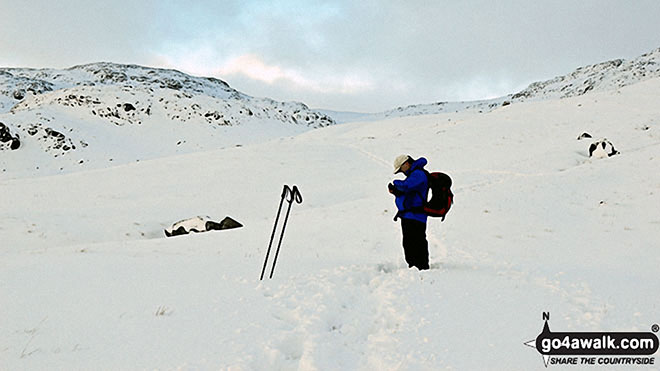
[388,154,429,270]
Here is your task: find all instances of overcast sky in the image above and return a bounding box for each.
[2,1,660,112]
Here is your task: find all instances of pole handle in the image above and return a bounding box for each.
[283,185,303,204]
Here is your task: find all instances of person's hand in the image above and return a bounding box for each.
[388,183,395,194]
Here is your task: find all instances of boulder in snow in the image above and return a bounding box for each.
[0,122,21,151]
[589,138,619,158]
[13,89,25,100]
[577,132,592,140]
[164,216,243,237]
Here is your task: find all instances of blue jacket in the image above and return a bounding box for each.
[393,157,428,223]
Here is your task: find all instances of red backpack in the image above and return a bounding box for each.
[423,171,454,221]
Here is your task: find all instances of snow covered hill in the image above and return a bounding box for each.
[350,47,660,122]
[0,63,334,178]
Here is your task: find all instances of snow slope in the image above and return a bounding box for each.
[2,71,659,369]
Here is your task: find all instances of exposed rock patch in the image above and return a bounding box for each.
[164,216,243,237]
[0,122,20,151]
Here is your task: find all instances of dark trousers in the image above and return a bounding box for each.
[400,218,429,270]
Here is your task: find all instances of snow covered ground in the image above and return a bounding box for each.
[2,72,659,369]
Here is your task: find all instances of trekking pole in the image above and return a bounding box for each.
[260,185,303,280]
[260,187,287,280]
[269,185,302,279]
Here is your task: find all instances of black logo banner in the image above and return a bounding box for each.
[525,313,659,367]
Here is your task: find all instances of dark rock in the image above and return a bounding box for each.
[13,90,25,100]
[27,125,39,136]
[0,123,20,149]
[45,128,65,139]
[589,138,619,158]
[582,84,594,94]
[511,91,530,100]
[0,123,12,142]
[577,132,592,140]
[10,135,20,150]
[165,226,187,237]
[165,216,243,237]
[164,79,183,90]
[206,217,243,231]
[123,103,136,112]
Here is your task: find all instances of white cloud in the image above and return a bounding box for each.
[219,54,375,95]
[155,50,375,96]
[218,54,309,86]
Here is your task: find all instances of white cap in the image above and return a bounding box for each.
[393,154,410,174]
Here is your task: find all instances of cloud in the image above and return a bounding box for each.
[155,50,376,96]
[219,55,311,87]
[218,55,375,94]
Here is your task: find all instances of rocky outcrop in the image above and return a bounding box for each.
[164,216,243,237]
[589,138,620,158]
[0,122,20,150]
[511,48,660,102]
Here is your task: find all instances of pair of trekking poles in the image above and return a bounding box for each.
[260,185,303,280]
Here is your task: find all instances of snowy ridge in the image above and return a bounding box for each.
[0,62,241,111]
[512,47,660,101]
[0,63,334,178]
[360,47,660,121]
[376,97,506,120]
